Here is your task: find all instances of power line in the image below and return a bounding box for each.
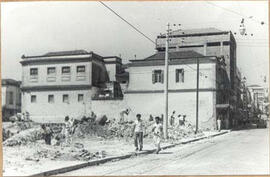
[99,1,156,45]
[205,1,268,25]
[98,2,238,85]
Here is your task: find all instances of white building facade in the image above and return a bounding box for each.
[20,50,109,123]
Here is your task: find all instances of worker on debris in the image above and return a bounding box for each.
[132,114,144,151]
[119,108,130,123]
[217,114,222,132]
[41,124,53,145]
[64,116,73,146]
[152,116,163,154]
[170,111,176,126]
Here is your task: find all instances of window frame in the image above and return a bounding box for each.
[47,67,56,75]
[48,94,54,103]
[30,68,38,76]
[31,95,37,103]
[78,94,84,102]
[77,65,86,73]
[176,69,184,83]
[152,69,164,84]
[62,94,69,103]
[62,66,71,74]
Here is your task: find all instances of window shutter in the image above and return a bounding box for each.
[161,70,164,83]
[176,69,179,83]
[152,70,155,84]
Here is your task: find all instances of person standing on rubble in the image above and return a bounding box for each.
[41,124,53,145]
[132,114,144,151]
[170,111,176,126]
[152,116,163,154]
[119,108,130,123]
[64,116,73,146]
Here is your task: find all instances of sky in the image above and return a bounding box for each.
[1,1,269,86]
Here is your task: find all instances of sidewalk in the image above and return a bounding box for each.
[28,130,230,177]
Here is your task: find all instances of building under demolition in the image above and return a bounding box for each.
[19,28,244,130]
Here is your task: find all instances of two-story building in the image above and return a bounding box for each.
[20,50,110,123]
[124,50,230,130]
[2,79,21,121]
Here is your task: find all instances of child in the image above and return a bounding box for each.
[152,116,163,154]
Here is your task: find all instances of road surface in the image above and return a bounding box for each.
[61,128,269,175]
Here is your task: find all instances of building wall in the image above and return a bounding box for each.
[22,89,95,123]
[156,32,236,86]
[105,63,116,81]
[91,91,216,130]
[2,86,6,107]
[2,85,21,110]
[22,61,92,87]
[127,62,216,91]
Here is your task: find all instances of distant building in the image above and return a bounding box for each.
[125,50,230,130]
[247,84,269,114]
[20,50,111,123]
[2,79,21,121]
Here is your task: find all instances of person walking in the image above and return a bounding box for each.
[152,116,163,154]
[64,116,73,146]
[132,114,144,151]
[217,114,222,132]
[41,124,53,145]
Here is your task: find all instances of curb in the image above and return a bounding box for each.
[30,130,230,176]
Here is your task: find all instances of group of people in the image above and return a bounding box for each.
[170,111,187,127]
[132,114,163,154]
[40,116,76,146]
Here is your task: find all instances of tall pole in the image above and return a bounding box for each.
[163,23,170,139]
[195,58,199,134]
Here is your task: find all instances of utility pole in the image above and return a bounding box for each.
[195,58,199,134]
[163,23,170,139]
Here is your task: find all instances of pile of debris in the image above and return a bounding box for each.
[167,122,204,140]
[3,121,39,142]
[25,143,106,162]
[3,127,43,146]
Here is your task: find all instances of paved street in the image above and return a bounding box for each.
[61,128,269,175]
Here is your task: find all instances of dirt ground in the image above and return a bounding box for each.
[3,136,174,176]
[3,120,205,176]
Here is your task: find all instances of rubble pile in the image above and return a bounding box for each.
[25,143,106,162]
[167,122,204,140]
[3,121,39,142]
[3,127,43,146]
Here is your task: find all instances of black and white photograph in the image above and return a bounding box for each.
[1,1,269,176]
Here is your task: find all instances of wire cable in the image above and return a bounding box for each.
[99,1,156,45]
[205,1,268,25]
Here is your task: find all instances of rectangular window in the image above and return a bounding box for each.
[78,94,84,102]
[48,95,54,103]
[176,69,184,83]
[77,66,85,73]
[152,70,164,84]
[8,92,13,105]
[62,66,71,74]
[63,94,69,103]
[31,95,37,103]
[47,67,56,75]
[30,68,38,75]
